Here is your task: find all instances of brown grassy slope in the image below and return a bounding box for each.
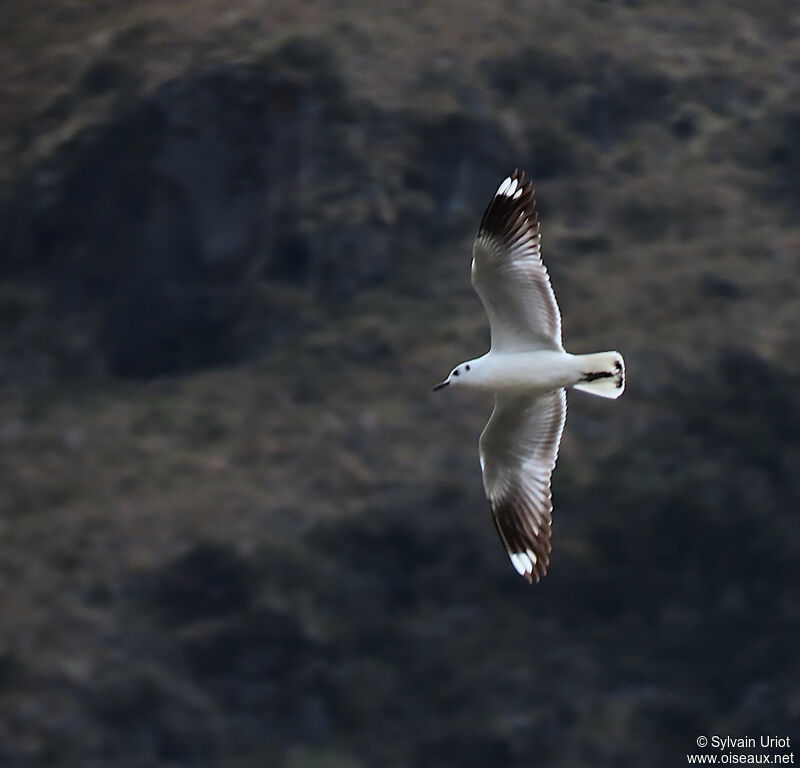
[3,0,799,370]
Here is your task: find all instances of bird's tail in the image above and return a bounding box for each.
[571,351,625,399]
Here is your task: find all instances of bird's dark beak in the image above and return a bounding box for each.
[432,380,449,392]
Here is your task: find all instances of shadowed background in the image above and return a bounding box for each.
[1,1,800,766]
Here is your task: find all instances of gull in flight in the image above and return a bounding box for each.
[433,170,624,583]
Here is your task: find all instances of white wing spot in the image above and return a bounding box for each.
[509,552,527,576]
[497,177,512,196]
[512,187,523,199]
[525,548,538,565]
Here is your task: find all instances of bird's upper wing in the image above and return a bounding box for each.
[471,170,563,352]
[479,389,567,583]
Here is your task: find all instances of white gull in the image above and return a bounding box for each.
[433,170,625,583]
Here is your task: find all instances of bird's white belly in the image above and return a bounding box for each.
[476,350,582,394]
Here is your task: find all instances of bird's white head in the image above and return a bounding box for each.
[432,360,480,391]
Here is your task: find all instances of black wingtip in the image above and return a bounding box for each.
[477,170,539,247]
[490,495,552,584]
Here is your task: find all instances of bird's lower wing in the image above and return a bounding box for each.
[479,390,567,582]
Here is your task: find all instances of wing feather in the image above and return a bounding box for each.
[471,170,563,352]
[479,390,567,583]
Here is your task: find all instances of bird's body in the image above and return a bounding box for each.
[445,349,618,395]
[434,170,624,583]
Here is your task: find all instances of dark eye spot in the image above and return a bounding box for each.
[465,365,471,371]
[453,369,460,376]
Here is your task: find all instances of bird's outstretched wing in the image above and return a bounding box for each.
[471,170,562,352]
[479,389,567,583]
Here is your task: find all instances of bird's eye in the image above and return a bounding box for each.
[465,365,471,371]
[453,369,460,376]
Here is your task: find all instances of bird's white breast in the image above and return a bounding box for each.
[469,350,583,394]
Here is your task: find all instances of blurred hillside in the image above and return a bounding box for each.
[1,1,800,766]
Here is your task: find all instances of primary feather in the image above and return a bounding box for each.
[471,169,563,352]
